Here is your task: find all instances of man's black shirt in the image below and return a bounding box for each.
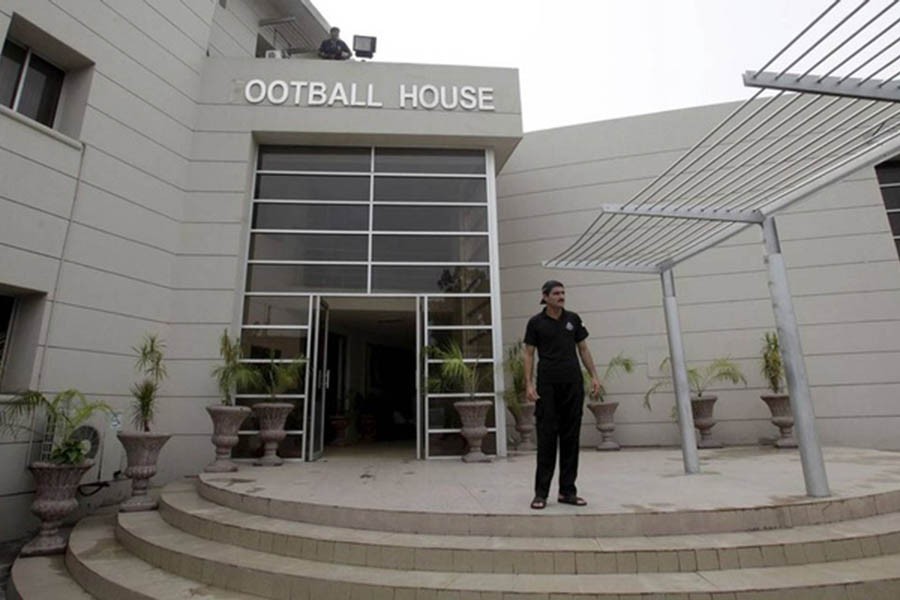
[524,308,588,383]
[319,38,350,59]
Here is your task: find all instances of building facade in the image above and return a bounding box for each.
[0,0,898,543]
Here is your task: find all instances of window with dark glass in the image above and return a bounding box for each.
[0,40,64,128]
[0,295,14,384]
[874,158,900,259]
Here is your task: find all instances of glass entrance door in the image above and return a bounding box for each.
[307,296,329,460]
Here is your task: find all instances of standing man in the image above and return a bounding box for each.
[524,280,601,509]
[318,26,351,60]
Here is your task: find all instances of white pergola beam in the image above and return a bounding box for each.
[744,70,900,103]
[543,259,660,274]
[602,204,765,224]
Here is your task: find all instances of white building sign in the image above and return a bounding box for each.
[244,79,495,111]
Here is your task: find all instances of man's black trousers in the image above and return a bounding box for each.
[534,379,583,499]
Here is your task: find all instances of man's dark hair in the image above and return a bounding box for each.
[330,26,340,34]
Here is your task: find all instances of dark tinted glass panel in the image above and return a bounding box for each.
[426,363,494,394]
[428,297,491,326]
[16,53,63,127]
[0,41,25,108]
[895,238,900,259]
[258,146,370,172]
[427,328,493,358]
[374,177,486,203]
[256,174,369,201]
[375,148,485,174]
[876,161,900,185]
[250,233,367,261]
[881,186,900,210]
[235,360,305,394]
[888,212,900,234]
[373,206,487,231]
[241,330,307,360]
[253,203,368,230]
[426,398,495,429]
[246,265,366,292]
[372,235,488,262]
[0,295,13,371]
[243,296,310,325]
[371,265,489,293]
[428,432,495,457]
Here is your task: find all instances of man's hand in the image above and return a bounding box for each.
[526,383,540,403]
[589,377,602,399]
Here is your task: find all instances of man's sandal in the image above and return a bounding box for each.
[558,495,587,506]
[530,496,547,510]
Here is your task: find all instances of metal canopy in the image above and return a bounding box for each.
[545,0,900,275]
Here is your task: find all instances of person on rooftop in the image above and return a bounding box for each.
[319,26,351,60]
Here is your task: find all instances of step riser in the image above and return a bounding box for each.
[66,550,151,600]
[114,516,900,600]
[159,493,900,574]
[198,478,900,538]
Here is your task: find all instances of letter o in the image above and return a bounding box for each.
[268,80,289,105]
[245,79,266,103]
[419,84,439,110]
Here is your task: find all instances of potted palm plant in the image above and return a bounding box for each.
[207,330,262,472]
[585,353,635,451]
[760,332,797,448]
[0,389,111,555]
[503,341,535,451]
[430,341,492,463]
[645,357,746,448]
[252,354,304,466]
[118,333,170,512]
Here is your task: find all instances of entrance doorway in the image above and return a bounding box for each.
[320,297,418,455]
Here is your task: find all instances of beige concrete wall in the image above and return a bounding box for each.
[0,0,218,541]
[498,103,900,451]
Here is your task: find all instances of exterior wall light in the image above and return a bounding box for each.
[353,35,376,59]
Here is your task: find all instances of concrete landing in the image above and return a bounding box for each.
[198,446,900,537]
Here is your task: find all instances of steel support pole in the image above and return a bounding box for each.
[661,269,700,474]
[762,217,830,497]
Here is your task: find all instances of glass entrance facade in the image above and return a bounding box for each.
[236,146,502,459]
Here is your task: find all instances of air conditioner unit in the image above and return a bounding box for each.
[265,49,286,59]
[40,409,125,483]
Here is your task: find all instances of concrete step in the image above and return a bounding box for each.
[161,481,900,575]
[64,515,258,600]
[8,555,94,600]
[198,470,900,538]
[113,508,900,599]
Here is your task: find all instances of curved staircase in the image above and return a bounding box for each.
[10,447,900,598]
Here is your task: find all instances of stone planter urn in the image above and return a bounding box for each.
[252,402,293,466]
[514,401,536,451]
[118,431,171,512]
[359,413,377,442]
[587,401,621,451]
[454,400,493,463]
[691,395,722,448]
[20,461,92,556]
[205,405,251,472]
[761,394,798,448]
[330,415,351,446]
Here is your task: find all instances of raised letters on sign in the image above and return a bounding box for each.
[244,79,495,112]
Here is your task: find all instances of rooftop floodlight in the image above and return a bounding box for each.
[353,35,376,59]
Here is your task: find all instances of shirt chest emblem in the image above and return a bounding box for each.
[566,321,574,331]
